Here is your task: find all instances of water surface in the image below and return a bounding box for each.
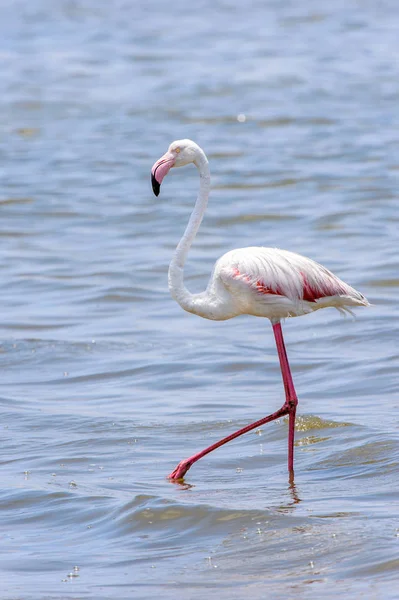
[1,1,398,598]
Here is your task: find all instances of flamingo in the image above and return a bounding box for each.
[151,139,369,481]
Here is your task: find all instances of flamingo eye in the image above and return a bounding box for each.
[175,147,181,153]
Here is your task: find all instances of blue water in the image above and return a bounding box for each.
[1,1,398,598]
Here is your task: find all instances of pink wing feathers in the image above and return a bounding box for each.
[217,247,368,318]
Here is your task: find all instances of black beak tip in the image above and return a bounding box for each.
[151,173,160,197]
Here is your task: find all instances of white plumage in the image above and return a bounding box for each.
[212,246,368,320]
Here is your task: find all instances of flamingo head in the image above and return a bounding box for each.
[151,139,202,196]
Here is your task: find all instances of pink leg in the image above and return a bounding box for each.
[168,320,298,480]
[272,322,298,473]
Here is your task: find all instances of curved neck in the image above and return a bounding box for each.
[168,153,210,313]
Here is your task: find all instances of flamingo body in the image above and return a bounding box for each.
[193,246,368,322]
[151,139,369,481]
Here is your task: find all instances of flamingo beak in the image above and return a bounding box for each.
[151,152,175,196]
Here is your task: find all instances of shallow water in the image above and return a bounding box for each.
[1,1,399,598]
